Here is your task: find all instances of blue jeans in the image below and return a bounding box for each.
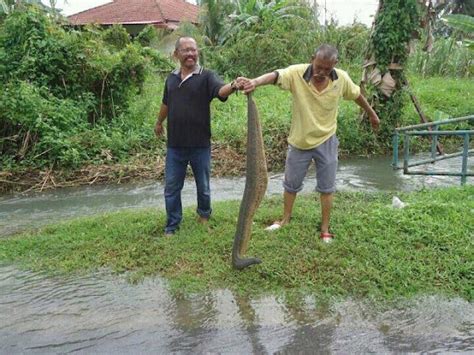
[164,147,212,233]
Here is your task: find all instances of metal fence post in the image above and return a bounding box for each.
[431,124,439,161]
[392,132,399,169]
[461,133,469,185]
[403,133,410,174]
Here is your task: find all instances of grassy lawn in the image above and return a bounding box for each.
[1,186,472,302]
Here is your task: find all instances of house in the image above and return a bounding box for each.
[68,0,200,35]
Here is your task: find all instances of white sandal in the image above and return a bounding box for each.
[265,222,282,231]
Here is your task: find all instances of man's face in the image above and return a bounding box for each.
[175,38,199,70]
[311,55,337,83]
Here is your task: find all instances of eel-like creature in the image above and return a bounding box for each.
[232,94,268,270]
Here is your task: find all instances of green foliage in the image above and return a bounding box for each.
[0,6,79,95]
[370,0,420,69]
[434,0,474,17]
[0,7,172,168]
[199,0,235,45]
[102,24,131,49]
[442,14,474,49]
[0,82,92,168]
[403,75,474,122]
[205,31,296,77]
[443,13,474,32]
[0,0,49,16]
[1,187,472,301]
[223,0,311,44]
[315,22,370,66]
[135,25,158,47]
[200,0,369,79]
[364,0,422,144]
[408,37,473,77]
[202,1,319,77]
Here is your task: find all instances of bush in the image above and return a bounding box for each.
[0,82,91,168]
[136,25,158,47]
[102,24,131,49]
[0,7,172,169]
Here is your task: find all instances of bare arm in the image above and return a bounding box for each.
[218,81,239,98]
[354,94,380,131]
[154,104,168,137]
[241,72,278,94]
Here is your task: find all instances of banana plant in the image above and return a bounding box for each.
[442,14,474,49]
[434,0,474,17]
[199,0,235,45]
[223,0,306,43]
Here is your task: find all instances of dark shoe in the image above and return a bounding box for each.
[164,230,175,237]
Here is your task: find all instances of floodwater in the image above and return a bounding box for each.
[1,266,473,354]
[0,156,472,353]
[1,155,472,237]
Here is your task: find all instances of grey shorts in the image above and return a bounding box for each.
[283,135,339,194]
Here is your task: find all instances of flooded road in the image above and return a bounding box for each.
[1,155,472,353]
[1,266,472,353]
[1,156,471,237]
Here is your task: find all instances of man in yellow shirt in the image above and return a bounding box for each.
[241,44,380,242]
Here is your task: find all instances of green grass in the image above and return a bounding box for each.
[97,73,473,163]
[2,74,472,176]
[210,75,474,158]
[1,186,472,302]
[404,76,474,122]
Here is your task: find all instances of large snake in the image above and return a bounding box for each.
[232,94,268,270]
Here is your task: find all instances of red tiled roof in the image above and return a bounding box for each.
[68,0,199,28]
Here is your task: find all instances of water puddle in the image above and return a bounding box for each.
[0,266,472,353]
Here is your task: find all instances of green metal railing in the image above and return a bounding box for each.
[392,115,474,185]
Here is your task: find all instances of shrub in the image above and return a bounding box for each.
[0,82,91,168]
[0,7,172,168]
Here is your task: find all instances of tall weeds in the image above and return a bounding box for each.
[408,37,473,77]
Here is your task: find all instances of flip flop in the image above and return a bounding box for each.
[320,232,334,243]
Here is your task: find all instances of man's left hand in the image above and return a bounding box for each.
[369,113,380,131]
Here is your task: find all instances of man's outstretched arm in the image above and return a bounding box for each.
[239,72,279,94]
[354,94,380,131]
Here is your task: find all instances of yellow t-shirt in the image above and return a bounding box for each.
[276,64,360,150]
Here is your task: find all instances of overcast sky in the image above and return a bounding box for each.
[47,0,378,26]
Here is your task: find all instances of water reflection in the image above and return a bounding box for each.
[1,266,472,353]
